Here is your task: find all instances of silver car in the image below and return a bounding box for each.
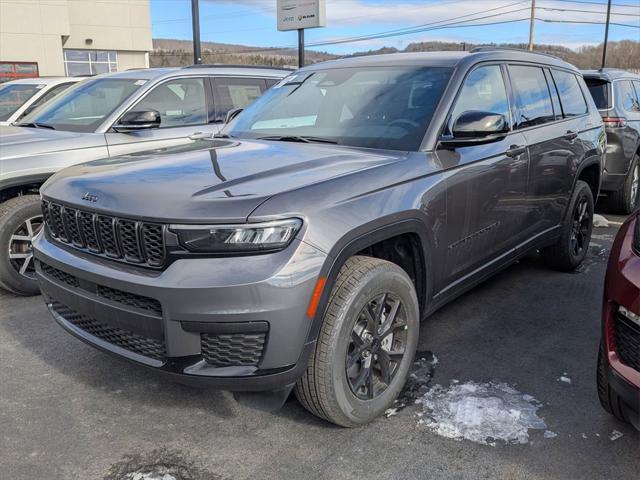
[0,65,289,295]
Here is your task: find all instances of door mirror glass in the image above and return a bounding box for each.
[114,109,161,132]
[452,110,508,138]
[225,107,243,124]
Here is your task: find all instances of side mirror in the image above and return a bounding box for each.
[113,109,161,132]
[452,110,508,138]
[225,107,243,124]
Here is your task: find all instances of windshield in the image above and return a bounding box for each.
[0,83,42,121]
[228,66,452,151]
[585,79,611,110]
[18,78,143,132]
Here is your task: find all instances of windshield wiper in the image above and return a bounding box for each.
[14,122,56,130]
[257,135,337,144]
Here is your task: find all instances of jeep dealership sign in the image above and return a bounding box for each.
[277,0,326,31]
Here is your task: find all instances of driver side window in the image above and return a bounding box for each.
[449,65,510,133]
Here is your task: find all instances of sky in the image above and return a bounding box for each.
[150,0,640,54]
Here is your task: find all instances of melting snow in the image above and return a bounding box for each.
[124,473,177,480]
[544,430,558,439]
[416,381,547,446]
[559,375,572,384]
[593,214,610,228]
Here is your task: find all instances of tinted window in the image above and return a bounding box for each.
[618,80,639,112]
[544,70,563,120]
[20,78,142,132]
[450,65,510,131]
[509,65,554,128]
[134,77,208,128]
[228,67,452,151]
[214,77,266,121]
[552,70,588,116]
[22,82,76,117]
[585,78,611,110]
[0,83,41,121]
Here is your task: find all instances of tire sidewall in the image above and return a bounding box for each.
[625,155,639,213]
[0,196,42,295]
[329,266,419,425]
[566,181,594,268]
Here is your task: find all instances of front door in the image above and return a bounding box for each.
[106,76,220,157]
[436,64,530,288]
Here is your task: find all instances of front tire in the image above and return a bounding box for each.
[295,256,419,427]
[0,195,43,296]
[542,180,594,272]
[596,341,629,424]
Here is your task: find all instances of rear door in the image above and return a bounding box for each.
[508,64,587,237]
[438,63,530,285]
[105,76,219,157]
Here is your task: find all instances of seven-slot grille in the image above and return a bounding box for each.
[42,200,165,268]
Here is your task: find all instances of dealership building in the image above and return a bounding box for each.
[0,0,152,82]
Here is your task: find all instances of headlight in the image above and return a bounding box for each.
[170,218,302,253]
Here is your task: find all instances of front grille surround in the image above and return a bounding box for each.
[42,200,166,269]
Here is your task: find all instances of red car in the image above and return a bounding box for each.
[598,211,640,429]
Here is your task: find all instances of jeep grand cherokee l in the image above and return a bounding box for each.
[33,49,605,426]
[0,66,287,295]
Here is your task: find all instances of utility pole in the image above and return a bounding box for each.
[191,0,202,64]
[298,29,305,68]
[601,0,612,69]
[528,0,536,51]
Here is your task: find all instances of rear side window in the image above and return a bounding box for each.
[618,80,639,112]
[213,77,267,121]
[134,77,208,128]
[449,65,510,130]
[508,65,554,129]
[552,70,588,117]
[585,78,611,110]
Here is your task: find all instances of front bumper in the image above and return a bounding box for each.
[33,230,327,391]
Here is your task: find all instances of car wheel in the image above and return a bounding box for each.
[295,255,419,427]
[609,154,640,215]
[0,195,43,296]
[542,180,594,272]
[596,341,629,424]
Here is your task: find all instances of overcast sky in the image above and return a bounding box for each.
[150,0,640,53]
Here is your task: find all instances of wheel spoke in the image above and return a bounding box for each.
[25,219,34,237]
[375,293,388,322]
[377,353,392,385]
[19,255,32,275]
[9,252,31,259]
[364,304,378,333]
[352,365,370,392]
[10,234,31,242]
[379,298,399,336]
[367,365,375,399]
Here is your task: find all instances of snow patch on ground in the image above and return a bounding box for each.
[124,473,177,480]
[593,214,609,228]
[610,430,624,441]
[544,430,558,439]
[416,381,547,446]
[559,375,572,384]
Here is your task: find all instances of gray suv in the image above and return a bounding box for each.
[0,66,288,295]
[583,69,640,214]
[34,49,605,426]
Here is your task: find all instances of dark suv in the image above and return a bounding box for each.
[33,49,605,426]
[583,69,640,214]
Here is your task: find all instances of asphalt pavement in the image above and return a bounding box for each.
[1,212,638,480]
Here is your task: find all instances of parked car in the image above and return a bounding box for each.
[0,65,289,295]
[583,69,640,214]
[598,210,640,430]
[34,49,605,426]
[0,77,81,127]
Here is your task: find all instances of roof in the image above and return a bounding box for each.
[301,49,580,73]
[581,68,640,81]
[0,76,81,86]
[97,65,289,82]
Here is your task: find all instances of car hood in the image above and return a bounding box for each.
[42,138,410,222]
[0,125,101,159]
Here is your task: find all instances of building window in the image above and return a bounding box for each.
[63,50,117,76]
[0,62,39,83]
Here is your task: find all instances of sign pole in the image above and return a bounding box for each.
[191,0,202,64]
[298,29,305,68]
[601,0,612,69]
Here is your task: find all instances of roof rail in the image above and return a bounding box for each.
[469,46,562,61]
[182,64,293,71]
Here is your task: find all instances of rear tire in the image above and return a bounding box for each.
[542,180,594,272]
[0,195,43,296]
[295,256,419,427]
[597,341,629,424]
[608,155,639,215]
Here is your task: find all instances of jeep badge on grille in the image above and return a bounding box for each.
[81,192,98,203]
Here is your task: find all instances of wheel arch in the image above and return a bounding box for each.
[0,174,52,204]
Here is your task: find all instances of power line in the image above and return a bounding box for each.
[548,0,640,8]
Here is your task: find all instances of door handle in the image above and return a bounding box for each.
[564,131,579,141]
[188,131,213,140]
[506,145,527,157]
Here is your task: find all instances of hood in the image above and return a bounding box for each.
[42,138,409,223]
[0,125,103,159]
